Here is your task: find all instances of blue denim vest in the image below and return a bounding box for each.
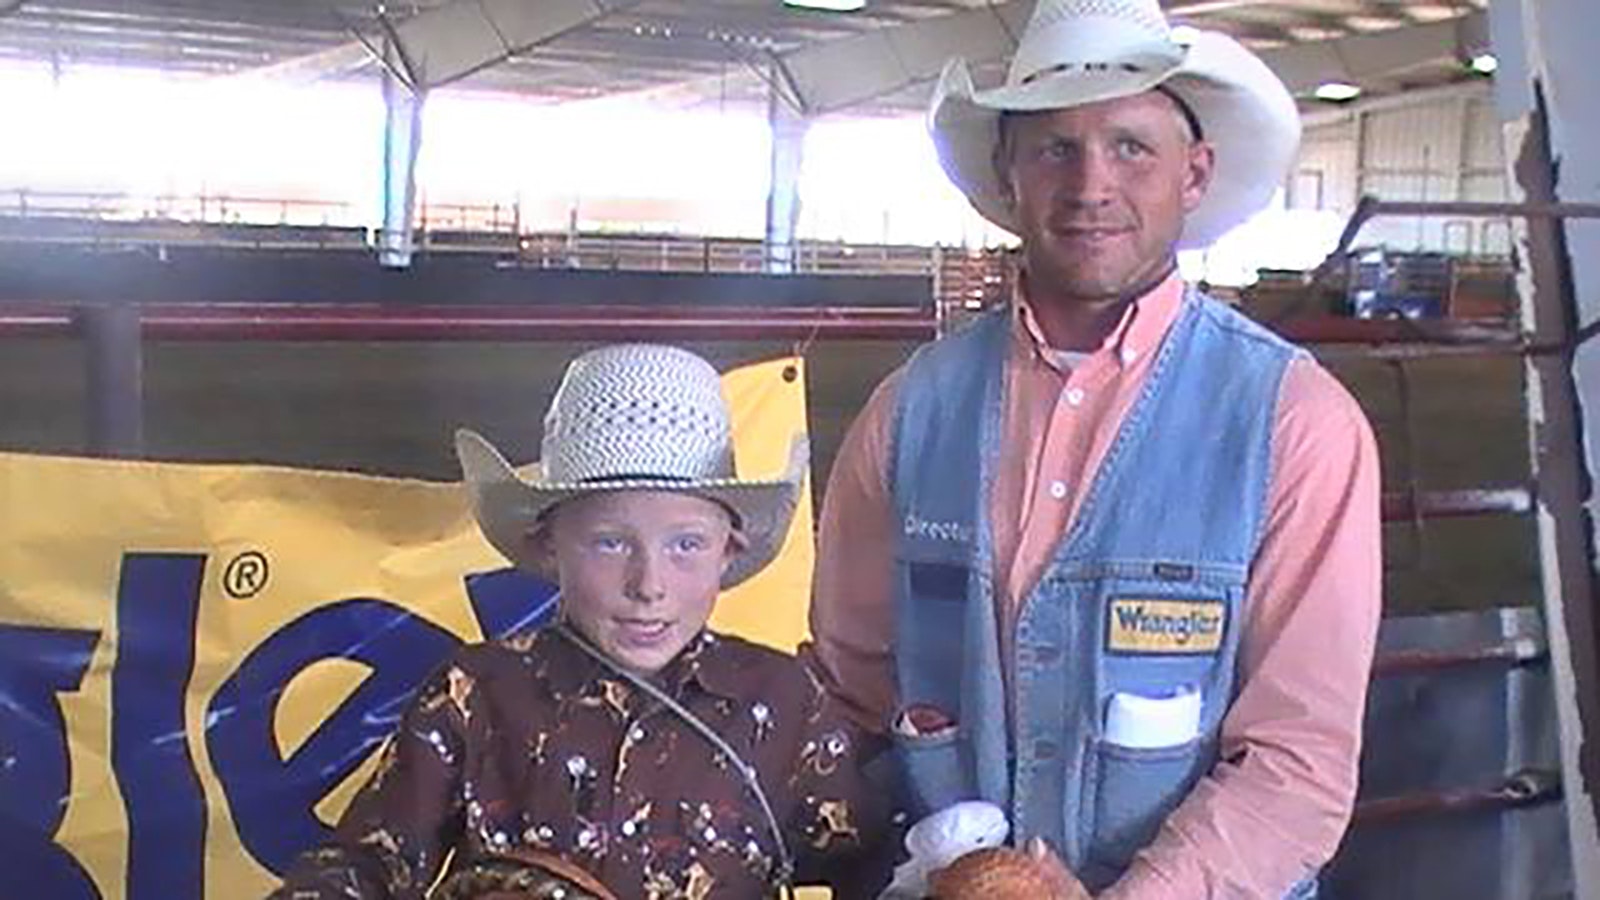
[890,291,1318,895]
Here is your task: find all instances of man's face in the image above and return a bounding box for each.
[998,90,1214,305]
[533,490,743,676]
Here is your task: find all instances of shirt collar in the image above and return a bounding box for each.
[527,625,742,703]
[1013,270,1187,373]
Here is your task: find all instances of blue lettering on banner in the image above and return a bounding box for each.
[0,625,104,900]
[208,597,462,874]
[209,568,556,875]
[464,567,559,641]
[0,552,558,897]
[113,554,209,900]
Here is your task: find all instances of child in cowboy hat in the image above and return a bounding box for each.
[809,0,1380,898]
[273,344,894,900]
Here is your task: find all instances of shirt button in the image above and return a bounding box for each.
[1065,387,1085,406]
[1121,348,1139,365]
[1049,480,1068,500]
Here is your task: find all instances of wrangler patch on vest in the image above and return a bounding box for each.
[1107,598,1226,654]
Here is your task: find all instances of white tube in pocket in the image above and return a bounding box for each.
[1104,688,1201,749]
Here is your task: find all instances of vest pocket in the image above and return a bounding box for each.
[907,559,968,601]
[894,726,967,816]
[1086,736,1207,870]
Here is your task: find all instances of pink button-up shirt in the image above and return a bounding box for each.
[804,273,1382,898]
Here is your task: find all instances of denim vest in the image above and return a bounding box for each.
[890,291,1318,896]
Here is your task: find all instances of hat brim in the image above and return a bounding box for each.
[455,428,806,590]
[929,30,1301,248]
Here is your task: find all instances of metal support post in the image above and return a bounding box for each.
[1507,105,1600,897]
[763,65,808,275]
[1492,0,1600,890]
[78,303,144,457]
[378,42,425,269]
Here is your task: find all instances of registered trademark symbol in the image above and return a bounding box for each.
[223,551,269,599]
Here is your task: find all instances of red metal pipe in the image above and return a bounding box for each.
[1358,199,1600,221]
[0,304,1538,345]
[1327,195,1600,265]
[1275,316,1522,348]
[1381,488,1533,522]
[1353,769,1562,826]
[0,302,1543,354]
[0,303,938,342]
[0,303,73,337]
[1372,636,1546,678]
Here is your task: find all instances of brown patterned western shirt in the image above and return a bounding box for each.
[270,626,894,899]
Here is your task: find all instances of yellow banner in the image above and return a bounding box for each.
[0,356,812,900]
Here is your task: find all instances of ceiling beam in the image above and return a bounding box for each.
[227,0,642,89]
[778,0,1028,115]
[227,41,373,84]
[1264,9,1488,93]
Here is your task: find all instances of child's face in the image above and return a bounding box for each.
[534,490,743,676]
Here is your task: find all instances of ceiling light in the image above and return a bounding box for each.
[1287,25,1343,42]
[1403,5,1461,23]
[1313,81,1363,102]
[783,0,866,10]
[1469,53,1499,75]
[1344,15,1403,33]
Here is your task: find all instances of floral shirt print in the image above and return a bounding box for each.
[270,627,895,899]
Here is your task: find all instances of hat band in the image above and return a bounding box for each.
[578,473,694,485]
[1009,63,1204,142]
[1154,84,1205,141]
[1020,60,1148,85]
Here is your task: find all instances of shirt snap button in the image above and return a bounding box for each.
[1048,480,1068,500]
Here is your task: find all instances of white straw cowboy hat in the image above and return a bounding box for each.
[930,0,1301,248]
[455,344,807,589]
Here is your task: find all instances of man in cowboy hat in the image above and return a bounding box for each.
[274,344,893,899]
[805,0,1380,898]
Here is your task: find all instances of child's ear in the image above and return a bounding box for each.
[524,522,556,572]
[721,528,750,575]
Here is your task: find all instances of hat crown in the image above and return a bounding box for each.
[1026,0,1169,35]
[1008,0,1178,88]
[541,344,735,485]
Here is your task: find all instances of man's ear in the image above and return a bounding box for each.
[1182,139,1216,214]
[992,115,1019,208]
